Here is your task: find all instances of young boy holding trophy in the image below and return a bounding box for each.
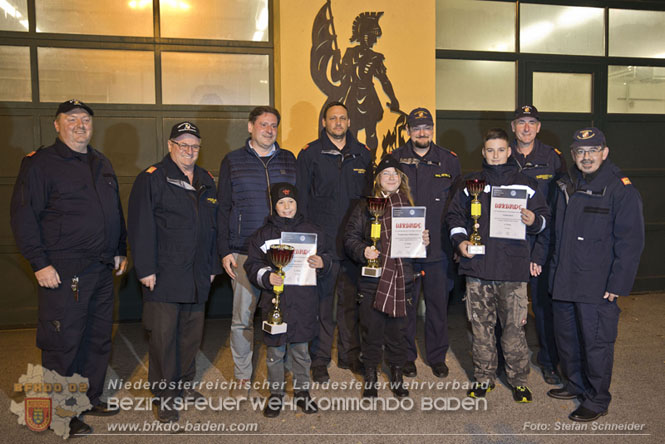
[245,183,332,418]
[446,128,550,403]
[344,157,429,398]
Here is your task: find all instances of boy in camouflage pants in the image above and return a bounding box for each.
[446,129,550,403]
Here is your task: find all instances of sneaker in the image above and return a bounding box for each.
[311,365,330,383]
[263,394,283,418]
[466,382,495,398]
[512,385,533,403]
[402,361,417,378]
[294,391,318,414]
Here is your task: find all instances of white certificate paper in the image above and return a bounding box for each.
[390,206,427,258]
[280,232,317,286]
[489,187,528,240]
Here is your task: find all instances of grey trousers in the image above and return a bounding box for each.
[267,342,311,395]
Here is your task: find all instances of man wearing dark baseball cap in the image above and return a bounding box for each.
[548,127,644,421]
[390,107,461,379]
[128,120,221,423]
[508,104,567,386]
[11,99,128,435]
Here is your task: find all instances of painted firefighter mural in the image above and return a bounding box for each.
[311,0,407,157]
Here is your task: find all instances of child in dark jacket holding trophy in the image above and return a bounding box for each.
[245,183,332,418]
[344,157,429,398]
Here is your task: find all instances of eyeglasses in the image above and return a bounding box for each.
[380,171,399,178]
[573,147,603,156]
[170,140,201,151]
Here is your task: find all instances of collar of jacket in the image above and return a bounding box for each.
[244,137,281,159]
[402,140,440,164]
[510,139,545,167]
[481,157,519,184]
[571,159,614,192]
[267,212,305,229]
[54,137,92,159]
[162,154,207,191]
[319,128,363,156]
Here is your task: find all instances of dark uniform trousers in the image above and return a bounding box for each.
[143,301,206,399]
[553,299,620,412]
[310,260,361,367]
[358,293,407,368]
[530,268,558,369]
[406,260,449,365]
[38,263,113,406]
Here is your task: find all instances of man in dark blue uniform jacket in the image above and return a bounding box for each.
[390,107,461,378]
[128,122,221,423]
[297,101,373,382]
[10,100,128,435]
[548,127,644,422]
[509,105,567,385]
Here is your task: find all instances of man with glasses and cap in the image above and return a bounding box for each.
[128,121,221,423]
[509,105,567,385]
[389,107,461,379]
[548,127,644,422]
[11,99,128,436]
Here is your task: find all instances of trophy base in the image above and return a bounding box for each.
[262,321,287,334]
[467,245,485,255]
[361,266,382,277]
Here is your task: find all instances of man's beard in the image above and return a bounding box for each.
[413,139,430,149]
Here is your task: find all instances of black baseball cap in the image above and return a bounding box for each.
[407,107,434,127]
[514,105,539,121]
[571,127,606,148]
[55,99,94,117]
[375,156,402,176]
[170,121,201,139]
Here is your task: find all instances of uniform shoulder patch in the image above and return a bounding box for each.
[26,150,36,157]
[554,148,562,156]
[621,177,631,186]
[146,166,157,174]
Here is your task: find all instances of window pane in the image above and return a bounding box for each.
[36,0,153,36]
[436,59,515,111]
[532,72,592,113]
[161,52,269,105]
[0,46,31,101]
[0,0,28,31]
[38,48,155,104]
[608,66,665,114]
[160,0,268,41]
[609,9,665,59]
[520,4,604,56]
[436,0,514,52]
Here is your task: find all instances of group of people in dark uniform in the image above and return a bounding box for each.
[10,99,644,435]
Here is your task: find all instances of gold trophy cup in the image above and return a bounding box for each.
[362,197,388,277]
[263,244,295,334]
[466,179,487,255]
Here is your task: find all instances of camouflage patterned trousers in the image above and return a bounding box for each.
[465,277,530,386]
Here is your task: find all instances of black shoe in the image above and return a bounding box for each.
[466,381,495,398]
[153,399,179,423]
[402,361,417,378]
[547,387,578,400]
[542,367,562,385]
[294,391,318,414]
[362,367,378,398]
[512,385,533,403]
[389,365,409,398]
[84,401,119,417]
[182,388,205,401]
[69,417,92,436]
[338,358,365,375]
[569,405,608,422]
[263,394,283,418]
[431,362,449,378]
[311,365,330,383]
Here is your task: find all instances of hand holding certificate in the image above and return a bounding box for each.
[280,232,318,286]
[390,206,427,258]
[489,186,529,240]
